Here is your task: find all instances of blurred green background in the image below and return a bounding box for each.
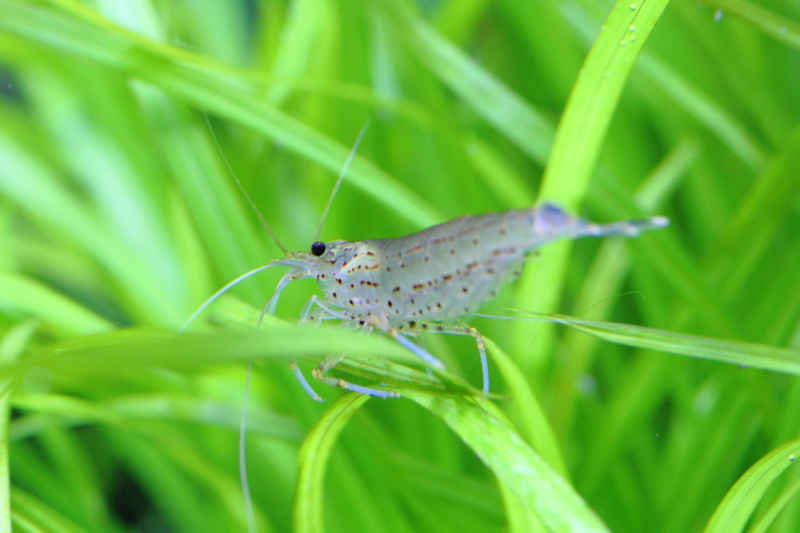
[1,0,800,531]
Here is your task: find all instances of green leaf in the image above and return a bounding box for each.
[11,487,94,533]
[483,337,568,477]
[403,392,610,533]
[522,313,800,375]
[538,0,670,207]
[0,326,417,381]
[294,392,370,533]
[700,0,800,50]
[0,321,38,532]
[0,273,112,336]
[747,474,800,533]
[703,438,800,533]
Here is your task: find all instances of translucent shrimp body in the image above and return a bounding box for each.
[278,203,666,327]
[266,203,668,397]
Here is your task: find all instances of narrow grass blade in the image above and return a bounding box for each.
[9,392,303,442]
[589,181,733,331]
[0,272,112,336]
[563,3,765,170]
[538,0,670,207]
[636,53,765,170]
[0,322,37,532]
[463,137,537,209]
[0,123,183,326]
[334,355,477,396]
[707,125,800,299]
[699,0,800,49]
[747,473,800,533]
[634,137,699,213]
[294,392,370,533]
[702,438,800,533]
[11,487,94,533]
[520,313,800,375]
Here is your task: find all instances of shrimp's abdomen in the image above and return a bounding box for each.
[375,211,529,324]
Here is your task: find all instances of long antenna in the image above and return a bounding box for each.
[313,119,371,242]
[205,111,288,255]
[178,263,275,332]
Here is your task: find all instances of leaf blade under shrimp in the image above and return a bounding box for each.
[293,366,607,533]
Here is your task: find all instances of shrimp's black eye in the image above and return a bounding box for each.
[311,242,326,256]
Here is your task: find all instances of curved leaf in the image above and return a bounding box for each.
[404,392,610,533]
[703,438,800,533]
[294,392,370,533]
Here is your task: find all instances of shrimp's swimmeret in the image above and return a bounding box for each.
[218,202,667,399]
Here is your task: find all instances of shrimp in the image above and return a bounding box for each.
[186,113,667,401]
[185,203,668,400]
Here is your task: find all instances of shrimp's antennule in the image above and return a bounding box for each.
[313,119,371,242]
[205,111,287,254]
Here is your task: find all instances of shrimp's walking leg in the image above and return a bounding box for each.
[312,355,401,399]
[290,295,352,402]
[305,300,446,371]
[387,328,446,370]
[290,361,325,402]
[296,299,445,398]
[295,296,399,399]
[418,323,489,394]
